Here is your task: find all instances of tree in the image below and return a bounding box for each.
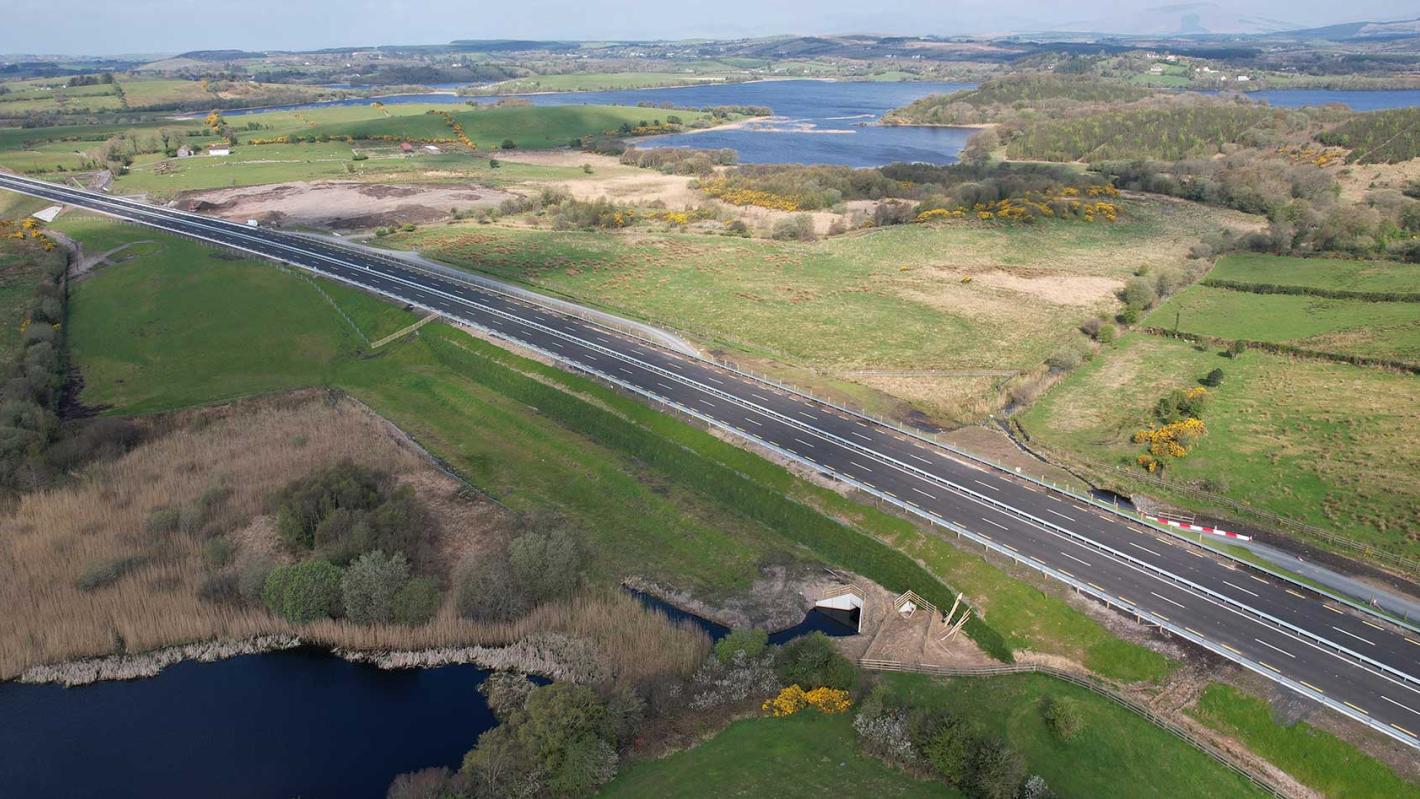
[914,709,972,785]
[964,736,1025,799]
[508,527,582,603]
[262,560,343,623]
[392,576,442,624]
[715,628,769,662]
[774,632,857,690]
[1201,368,1225,387]
[455,552,530,622]
[275,460,387,549]
[501,139,517,150]
[341,550,410,624]
[481,672,537,719]
[1226,340,1246,359]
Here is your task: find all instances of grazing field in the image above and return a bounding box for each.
[385,197,1250,421]
[1207,253,1420,295]
[1190,684,1420,799]
[1017,333,1420,562]
[57,215,1176,681]
[878,672,1268,799]
[601,712,952,798]
[1145,285,1420,364]
[303,104,712,149]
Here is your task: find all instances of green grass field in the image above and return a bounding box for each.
[878,672,1269,799]
[480,72,743,94]
[1190,684,1420,799]
[1145,285,1420,363]
[601,712,952,798]
[1018,333,1420,561]
[0,237,61,363]
[303,104,712,149]
[1209,253,1420,294]
[384,197,1242,422]
[57,214,1175,680]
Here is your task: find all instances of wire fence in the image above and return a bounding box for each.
[858,658,1291,798]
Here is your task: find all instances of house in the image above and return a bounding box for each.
[399,141,415,153]
[175,145,193,158]
[208,144,231,157]
[1148,65,1165,75]
[422,145,441,154]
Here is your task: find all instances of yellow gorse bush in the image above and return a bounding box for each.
[698,178,801,211]
[762,685,852,717]
[1132,417,1207,459]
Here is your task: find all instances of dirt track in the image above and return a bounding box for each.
[176,181,518,230]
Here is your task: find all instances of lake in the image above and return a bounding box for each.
[0,593,855,798]
[1245,88,1420,111]
[226,80,979,166]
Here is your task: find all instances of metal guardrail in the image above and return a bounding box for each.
[858,658,1290,798]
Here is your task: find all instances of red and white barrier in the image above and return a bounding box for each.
[1141,513,1251,541]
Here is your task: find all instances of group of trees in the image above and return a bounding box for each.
[1317,108,1420,164]
[885,74,1153,127]
[454,523,582,623]
[618,146,737,176]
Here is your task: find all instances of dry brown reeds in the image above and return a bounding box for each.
[1,392,708,684]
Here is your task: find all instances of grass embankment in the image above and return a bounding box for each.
[383,197,1243,423]
[59,215,1174,681]
[0,236,62,362]
[605,672,1270,799]
[1018,332,1420,563]
[1190,684,1420,799]
[1208,253,1420,296]
[601,712,952,799]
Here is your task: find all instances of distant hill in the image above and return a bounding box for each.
[1049,3,1296,36]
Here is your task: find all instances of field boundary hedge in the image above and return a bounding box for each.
[421,328,1015,661]
[1139,327,1420,374]
[1202,278,1420,303]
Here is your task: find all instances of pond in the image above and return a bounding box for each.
[0,593,855,797]
[0,648,497,799]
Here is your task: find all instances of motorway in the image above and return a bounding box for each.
[3,172,1419,750]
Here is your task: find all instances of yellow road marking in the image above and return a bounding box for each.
[1393,723,1417,737]
[1299,680,1324,694]
[1259,661,1279,673]
[1324,605,1345,615]
[1363,620,1385,631]
[1285,589,1307,599]
[1344,701,1369,716]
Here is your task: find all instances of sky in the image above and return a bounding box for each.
[3,0,1418,56]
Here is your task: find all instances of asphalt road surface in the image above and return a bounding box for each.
[4,173,1417,750]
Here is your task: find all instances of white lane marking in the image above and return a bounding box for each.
[1061,551,1092,567]
[744,416,762,426]
[797,412,818,421]
[1150,591,1186,609]
[1332,626,1376,646]
[981,517,1009,531]
[793,437,816,449]
[1047,509,1075,522]
[750,392,771,402]
[1380,695,1420,717]
[849,461,873,471]
[657,382,674,391]
[973,480,998,492]
[1223,580,1259,598]
[852,432,873,442]
[1128,541,1162,557]
[1255,638,1295,659]
[912,487,936,500]
[910,454,932,464]
[697,398,716,408]
[617,367,634,376]
[704,376,723,385]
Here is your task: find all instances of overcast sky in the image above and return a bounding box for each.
[4,1,1418,56]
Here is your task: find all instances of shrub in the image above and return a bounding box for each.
[1096,324,1117,344]
[913,709,973,785]
[508,527,582,602]
[1041,695,1084,741]
[481,671,536,718]
[500,139,516,150]
[262,560,343,623]
[462,683,617,798]
[1045,347,1084,372]
[1201,367,1225,387]
[237,554,276,604]
[1119,276,1158,310]
[854,704,919,766]
[455,551,530,622]
[75,555,148,592]
[770,214,816,241]
[274,460,388,550]
[714,628,769,662]
[773,632,857,690]
[342,550,411,624]
[392,576,442,624]
[965,736,1025,799]
[202,536,236,569]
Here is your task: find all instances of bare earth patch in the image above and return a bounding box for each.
[176,180,518,230]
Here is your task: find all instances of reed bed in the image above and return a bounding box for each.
[0,393,708,683]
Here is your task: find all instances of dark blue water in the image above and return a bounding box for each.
[0,648,497,799]
[1246,88,1420,111]
[629,589,859,643]
[224,80,978,166]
